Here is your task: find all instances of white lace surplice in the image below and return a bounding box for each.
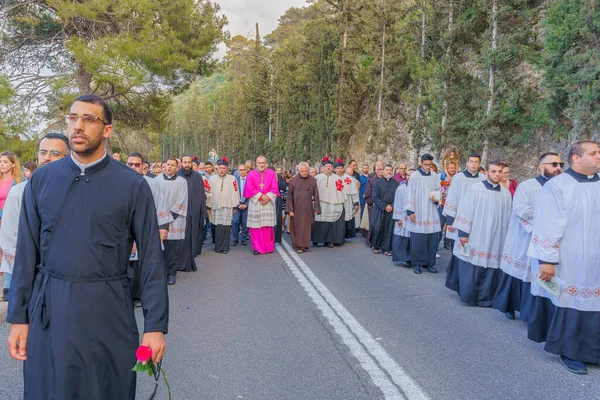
[442,171,486,240]
[527,172,600,311]
[406,170,441,234]
[393,183,410,238]
[500,178,543,282]
[452,182,512,269]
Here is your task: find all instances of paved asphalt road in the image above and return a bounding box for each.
[0,234,598,399]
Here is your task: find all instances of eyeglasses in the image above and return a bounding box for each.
[127,162,142,168]
[542,162,565,168]
[65,114,109,126]
[37,150,64,158]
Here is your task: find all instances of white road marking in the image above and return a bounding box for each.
[277,241,430,400]
[275,244,405,399]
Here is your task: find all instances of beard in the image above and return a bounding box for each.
[69,131,104,156]
[384,174,392,179]
[183,166,192,175]
[543,169,561,179]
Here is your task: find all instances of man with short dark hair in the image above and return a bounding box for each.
[527,141,600,375]
[112,152,121,162]
[492,152,563,320]
[452,161,512,306]
[144,160,155,177]
[177,155,207,270]
[6,94,168,399]
[205,161,215,179]
[443,153,486,292]
[359,163,369,216]
[154,158,188,285]
[370,165,399,255]
[208,159,239,254]
[363,162,384,246]
[0,133,71,302]
[406,154,442,274]
[125,152,159,308]
[232,164,250,246]
[312,159,346,248]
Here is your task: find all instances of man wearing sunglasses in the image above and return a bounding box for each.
[527,141,600,375]
[6,94,168,399]
[493,152,563,321]
[126,152,161,308]
[0,133,71,302]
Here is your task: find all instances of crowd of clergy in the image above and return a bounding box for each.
[377,143,600,376]
[115,141,600,376]
[0,94,598,395]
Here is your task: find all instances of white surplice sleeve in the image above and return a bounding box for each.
[453,185,476,236]
[512,182,536,234]
[442,176,460,218]
[393,186,405,221]
[527,183,565,264]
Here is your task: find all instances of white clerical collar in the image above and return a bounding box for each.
[487,179,499,188]
[71,151,107,175]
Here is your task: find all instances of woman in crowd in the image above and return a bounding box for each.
[23,161,37,180]
[0,151,22,302]
[0,151,21,225]
[499,162,518,197]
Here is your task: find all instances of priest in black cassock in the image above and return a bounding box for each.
[6,95,168,400]
[177,155,207,272]
[370,165,400,255]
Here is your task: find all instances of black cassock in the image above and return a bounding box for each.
[7,156,169,400]
[370,177,399,252]
[177,170,207,271]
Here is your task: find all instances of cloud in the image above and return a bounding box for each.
[217,0,307,38]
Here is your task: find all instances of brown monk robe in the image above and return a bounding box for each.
[285,163,321,253]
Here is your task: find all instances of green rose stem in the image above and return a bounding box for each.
[160,367,172,400]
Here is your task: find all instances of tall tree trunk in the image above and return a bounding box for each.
[441,0,453,143]
[413,0,426,167]
[75,64,92,94]
[482,0,497,166]
[338,2,349,116]
[377,0,386,125]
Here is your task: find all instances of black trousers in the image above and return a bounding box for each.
[163,240,182,277]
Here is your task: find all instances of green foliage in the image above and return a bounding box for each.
[167,0,597,164]
[541,0,600,140]
[1,0,226,153]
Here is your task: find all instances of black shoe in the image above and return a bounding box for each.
[312,242,318,246]
[1,288,8,302]
[231,241,238,246]
[222,251,228,254]
[414,265,422,274]
[253,250,260,255]
[167,275,176,285]
[423,265,437,273]
[241,240,247,246]
[133,299,143,308]
[505,311,516,320]
[326,242,334,248]
[559,356,587,374]
[401,262,412,268]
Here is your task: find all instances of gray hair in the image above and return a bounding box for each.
[298,162,309,169]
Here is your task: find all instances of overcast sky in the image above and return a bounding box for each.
[216,0,307,39]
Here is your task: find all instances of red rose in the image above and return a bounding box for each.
[136,345,152,362]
